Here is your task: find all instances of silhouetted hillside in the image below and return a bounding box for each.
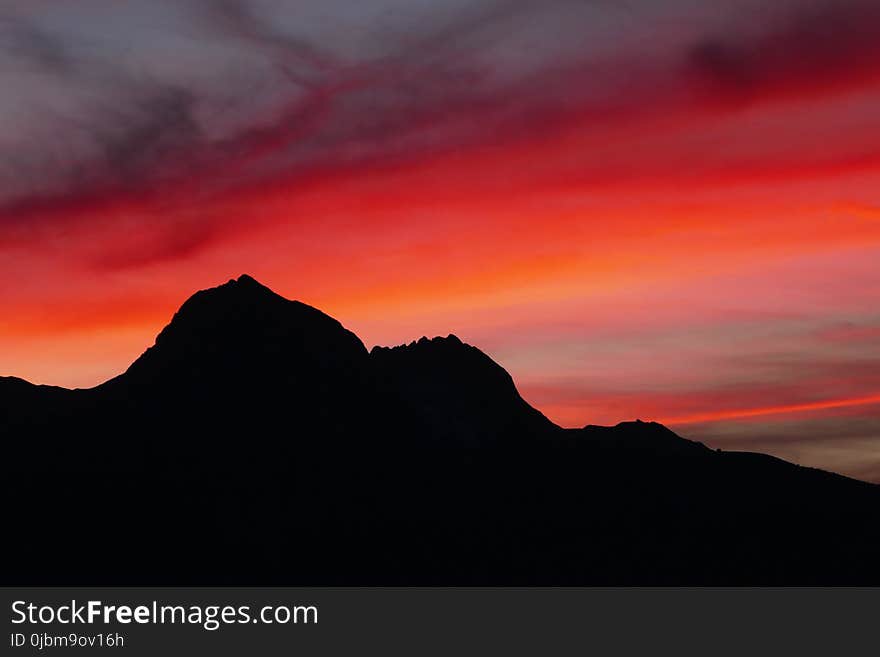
[2,275,879,585]
[371,335,556,446]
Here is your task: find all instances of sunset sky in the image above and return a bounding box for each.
[2,0,879,480]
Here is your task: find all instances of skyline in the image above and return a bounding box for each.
[2,0,879,481]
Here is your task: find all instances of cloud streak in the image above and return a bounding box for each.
[687,0,880,103]
[4,0,880,252]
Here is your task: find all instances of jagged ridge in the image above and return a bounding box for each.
[2,274,879,586]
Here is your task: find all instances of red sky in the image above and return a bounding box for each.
[1,0,879,481]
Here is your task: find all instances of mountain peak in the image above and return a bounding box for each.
[581,420,709,453]
[116,275,368,390]
[189,273,280,307]
[221,273,268,291]
[371,334,465,355]
[370,331,555,444]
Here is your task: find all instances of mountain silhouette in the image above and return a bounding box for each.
[3,274,879,584]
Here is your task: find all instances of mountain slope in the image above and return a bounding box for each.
[371,335,557,446]
[2,274,879,585]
